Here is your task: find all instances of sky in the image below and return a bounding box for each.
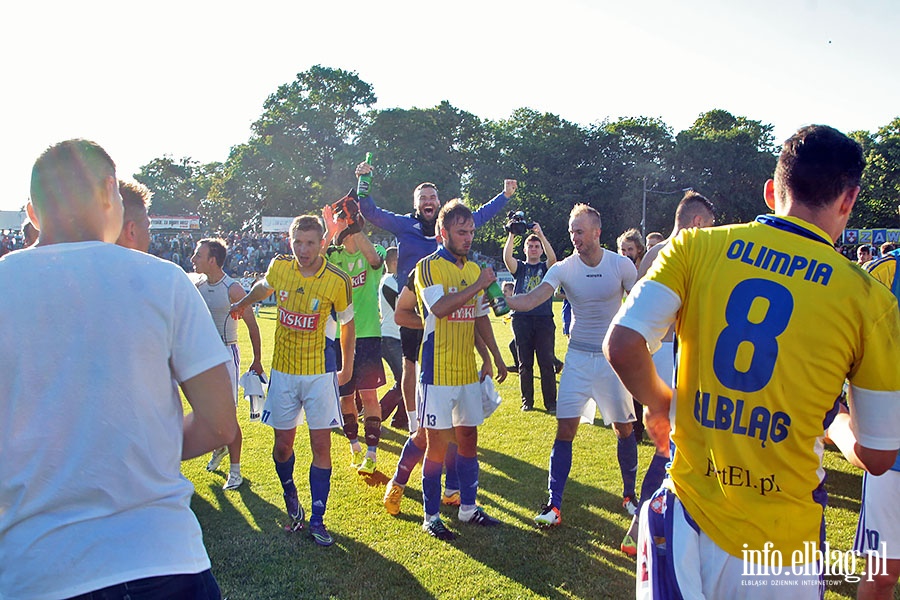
[2,0,898,213]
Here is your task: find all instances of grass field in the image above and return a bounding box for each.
[182,304,876,599]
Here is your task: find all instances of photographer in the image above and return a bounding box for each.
[503,216,559,412]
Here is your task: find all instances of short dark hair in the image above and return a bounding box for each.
[525,234,542,245]
[775,125,865,209]
[31,139,115,214]
[674,191,715,229]
[119,180,152,222]
[385,246,398,263]
[414,182,438,195]
[437,199,473,231]
[198,238,228,267]
[289,215,325,238]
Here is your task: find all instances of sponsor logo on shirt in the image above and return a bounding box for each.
[448,305,476,321]
[351,270,367,288]
[279,307,320,331]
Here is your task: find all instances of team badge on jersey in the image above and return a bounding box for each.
[279,290,289,303]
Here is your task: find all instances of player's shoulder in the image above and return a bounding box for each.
[323,260,352,284]
[865,253,898,274]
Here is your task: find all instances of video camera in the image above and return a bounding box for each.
[504,211,535,236]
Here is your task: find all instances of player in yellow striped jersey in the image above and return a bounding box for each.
[414,200,507,540]
[605,125,900,597]
[231,215,355,547]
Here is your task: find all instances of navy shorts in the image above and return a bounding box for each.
[400,326,423,362]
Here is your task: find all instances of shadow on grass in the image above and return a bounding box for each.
[193,480,433,600]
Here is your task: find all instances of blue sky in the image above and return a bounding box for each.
[2,0,897,212]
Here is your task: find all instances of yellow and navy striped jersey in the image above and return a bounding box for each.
[645,215,900,558]
[866,250,900,305]
[415,247,487,386]
[264,255,353,375]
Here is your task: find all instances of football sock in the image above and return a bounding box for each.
[394,436,425,486]
[639,453,669,510]
[364,416,381,452]
[456,453,478,507]
[342,412,359,445]
[309,465,331,524]
[422,458,443,518]
[618,434,638,499]
[548,439,573,509]
[274,453,296,495]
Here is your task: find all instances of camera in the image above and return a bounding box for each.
[504,211,535,236]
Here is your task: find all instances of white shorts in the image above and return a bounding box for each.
[226,343,240,406]
[854,469,900,559]
[652,340,675,389]
[262,370,341,431]
[419,381,484,429]
[637,488,823,599]
[557,348,634,425]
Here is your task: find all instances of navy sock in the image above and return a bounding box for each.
[444,443,460,490]
[274,453,296,495]
[618,434,638,498]
[394,436,425,486]
[639,453,669,509]
[309,464,331,524]
[456,454,478,506]
[548,439,573,509]
[422,458,443,517]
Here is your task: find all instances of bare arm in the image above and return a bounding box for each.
[337,320,356,386]
[826,403,899,475]
[475,315,507,383]
[637,243,663,279]
[230,280,273,318]
[532,223,557,267]
[349,230,383,269]
[230,283,263,375]
[604,325,672,456]
[394,285,423,329]
[505,281,555,313]
[503,233,518,274]
[181,364,239,460]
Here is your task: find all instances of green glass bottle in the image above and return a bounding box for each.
[357,152,373,199]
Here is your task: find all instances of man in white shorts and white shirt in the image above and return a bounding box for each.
[191,237,264,490]
[506,203,641,528]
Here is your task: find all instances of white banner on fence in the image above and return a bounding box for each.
[262,216,294,233]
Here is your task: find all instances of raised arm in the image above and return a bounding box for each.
[472,179,517,228]
[503,232,518,274]
[532,222,557,267]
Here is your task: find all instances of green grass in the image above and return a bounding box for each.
[183,304,873,599]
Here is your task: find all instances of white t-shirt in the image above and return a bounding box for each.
[379,272,401,340]
[0,242,230,599]
[542,249,637,352]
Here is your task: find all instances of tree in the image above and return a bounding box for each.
[673,109,777,226]
[355,101,485,216]
[134,156,213,216]
[593,116,676,246]
[851,117,900,229]
[206,66,377,230]
[466,108,596,256]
